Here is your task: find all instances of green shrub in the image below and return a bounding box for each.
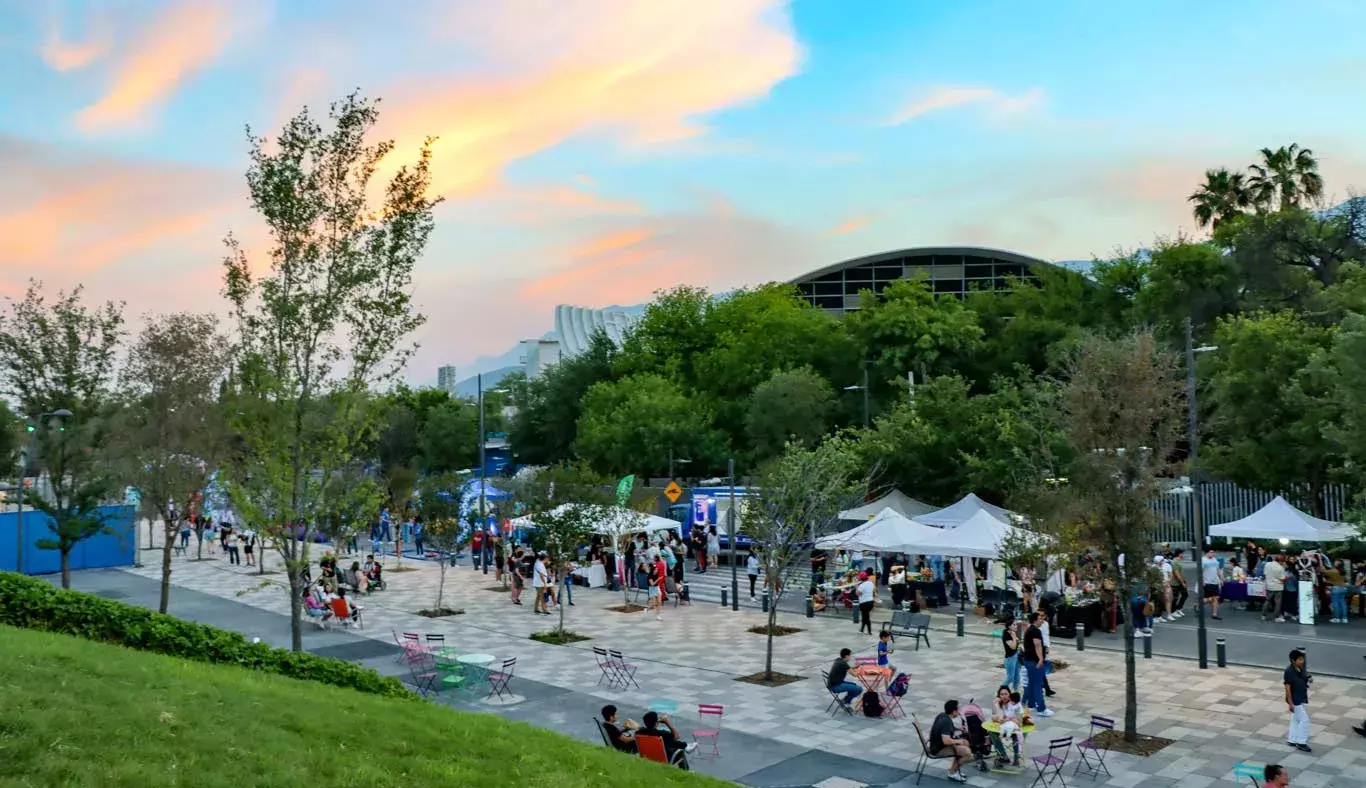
[0,572,413,700]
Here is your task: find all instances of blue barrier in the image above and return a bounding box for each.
[0,505,136,575]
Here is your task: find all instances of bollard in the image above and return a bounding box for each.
[1076,626,1085,652]
[1142,635,1152,659]
[1216,638,1226,667]
[762,590,770,614]
[806,597,815,618]
[956,613,965,637]
[721,589,728,608]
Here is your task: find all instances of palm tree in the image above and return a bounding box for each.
[1188,168,1252,230]
[1248,144,1324,211]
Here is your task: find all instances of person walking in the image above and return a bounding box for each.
[706,526,720,573]
[1284,648,1312,752]
[746,551,760,600]
[1021,611,1052,716]
[412,517,424,557]
[1201,549,1224,620]
[532,551,550,615]
[855,571,876,635]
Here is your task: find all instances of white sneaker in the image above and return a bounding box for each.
[1160,615,1172,622]
[685,742,699,753]
[1037,709,1055,717]
[656,615,663,621]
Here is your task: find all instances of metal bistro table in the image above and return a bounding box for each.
[982,719,1035,773]
[457,653,497,693]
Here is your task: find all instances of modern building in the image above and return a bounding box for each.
[437,364,459,395]
[554,304,641,356]
[790,246,1056,315]
[520,338,563,380]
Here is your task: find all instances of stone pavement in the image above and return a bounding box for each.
[122,544,1366,787]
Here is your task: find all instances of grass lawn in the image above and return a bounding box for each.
[0,625,726,788]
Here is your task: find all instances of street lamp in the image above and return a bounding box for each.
[16,409,72,575]
[475,376,508,574]
[1185,316,1218,669]
[844,363,871,428]
[668,450,690,481]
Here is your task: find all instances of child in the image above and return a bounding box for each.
[876,630,896,676]
[991,685,1029,766]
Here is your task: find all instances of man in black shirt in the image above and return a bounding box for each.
[600,704,636,752]
[639,711,697,768]
[826,648,861,708]
[1022,611,1052,716]
[929,699,972,783]
[1284,649,1312,752]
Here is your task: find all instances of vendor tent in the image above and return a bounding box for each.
[915,493,1015,528]
[509,504,680,536]
[815,507,943,552]
[906,509,1049,559]
[1207,496,1358,542]
[839,489,937,521]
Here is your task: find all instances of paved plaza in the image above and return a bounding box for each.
[104,543,1366,787]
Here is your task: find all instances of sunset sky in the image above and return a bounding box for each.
[4,0,1366,381]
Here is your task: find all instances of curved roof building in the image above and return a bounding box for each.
[553,304,641,356]
[790,245,1056,314]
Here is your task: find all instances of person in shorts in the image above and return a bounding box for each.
[1201,549,1224,620]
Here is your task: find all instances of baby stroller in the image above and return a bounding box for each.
[958,700,993,772]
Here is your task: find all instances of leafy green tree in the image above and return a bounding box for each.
[416,473,465,614]
[117,312,228,612]
[1189,168,1253,230]
[420,399,478,473]
[509,333,614,466]
[845,277,983,401]
[746,367,835,461]
[317,465,383,558]
[1203,311,1342,515]
[613,286,716,386]
[1088,252,1150,333]
[964,266,1095,382]
[221,92,438,651]
[1248,144,1324,212]
[0,282,123,587]
[1329,312,1366,528]
[1217,208,1363,304]
[574,374,728,477]
[1133,240,1241,342]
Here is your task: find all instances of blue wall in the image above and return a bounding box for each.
[0,505,136,575]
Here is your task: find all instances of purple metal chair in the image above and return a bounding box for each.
[1075,715,1114,780]
[1031,736,1072,788]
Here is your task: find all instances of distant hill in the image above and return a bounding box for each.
[453,365,521,398]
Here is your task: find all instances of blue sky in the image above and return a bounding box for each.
[2,0,1364,378]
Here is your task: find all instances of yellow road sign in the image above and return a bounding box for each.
[664,481,683,503]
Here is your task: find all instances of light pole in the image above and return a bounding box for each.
[844,363,870,428]
[728,458,738,611]
[16,409,72,575]
[668,450,690,481]
[1186,316,1218,669]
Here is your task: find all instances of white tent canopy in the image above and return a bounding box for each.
[509,504,680,536]
[915,493,1016,528]
[839,489,937,521]
[1207,496,1358,542]
[904,509,1049,559]
[815,507,944,552]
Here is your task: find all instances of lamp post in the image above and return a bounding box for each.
[1186,316,1218,670]
[668,450,690,481]
[844,363,870,428]
[728,458,738,611]
[16,409,72,575]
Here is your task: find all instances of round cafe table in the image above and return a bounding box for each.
[458,653,496,683]
[647,699,679,714]
[982,719,1035,769]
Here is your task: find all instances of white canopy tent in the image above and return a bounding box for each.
[915,493,1016,528]
[904,509,1050,559]
[839,489,937,521]
[815,507,944,552]
[1207,496,1358,542]
[509,504,680,536]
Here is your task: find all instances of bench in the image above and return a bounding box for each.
[881,610,931,650]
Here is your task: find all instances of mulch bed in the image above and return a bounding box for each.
[735,672,804,687]
[485,585,510,593]
[746,625,804,636]
[606,604,647,613]
[530,630,591,645]
[1091,729,1174,756]
[417,607,464,618]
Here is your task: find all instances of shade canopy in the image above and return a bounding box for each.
[839,489,937,521]
[816,507,944,552]
[915,493,1015,528]
[509,503,680,536]
[1207,496,1358,543]
[906,509,1049,559]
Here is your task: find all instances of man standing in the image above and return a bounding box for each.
[1263,555,1287,622]
[1284,649,1312,752]
[1022,610,1053,716]
[470,528,485,571]
[1170,550,1189,618]
[1201,549,1224,621]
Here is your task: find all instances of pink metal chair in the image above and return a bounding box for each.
[404,649,439,697]
[692,704,723,759]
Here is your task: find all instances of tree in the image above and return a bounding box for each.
[1189,168,1253,230]
[220,92,439,651]
[1203,312,1343,515]
[416,473,464,614]
[316,465,383,560]
[0,282,123,587]
[420,399,478,473]
[118,313,228,612]
[613,286,716,386]
[1024,331,1183,742]
[747,435,864,681]
[1249,144,1323,212]
[746,368,835,461]
[1328,312,1366,529]
[1133,240,1241,342]
[573,373,728,477]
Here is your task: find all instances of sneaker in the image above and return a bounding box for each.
[948,772,969,784]
[1038,708,1055,717]
[1211,615,1222,620]
[1294,743,1313,753]
[685,742,699,753]
[1352,725,1366,738]
[1275,617,1285,623]
[656,615,663,621]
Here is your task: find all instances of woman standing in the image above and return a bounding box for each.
[856,571,876,635]
[1001,616,1021,691]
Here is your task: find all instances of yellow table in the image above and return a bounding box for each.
[982,719,1035,771]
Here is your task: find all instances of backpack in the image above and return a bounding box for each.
[888,672,910,697]
[861,690,883,718]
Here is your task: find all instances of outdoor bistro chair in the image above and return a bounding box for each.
[593,646,621,688]
[692,704,723,760]
[1030,736,1073,788]
[608,649,640,689]
[1074,715,1114,780]
[635,733,687,769]
[1232,762,1264,788]
[821,670,854,716]
[911,714,955,785]
[404,649,438,698]
[485,657,517,701]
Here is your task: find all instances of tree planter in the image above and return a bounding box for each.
[747,625,803,636]
[529,630,590,645]
[735,672,804,687]
[1089,730,1174,756]
[417,607,464,618]
[606,604,647,613]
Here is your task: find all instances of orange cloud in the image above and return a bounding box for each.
[888,85,1044,125]
[41,10,111,72]
[76,1,238,133]
[828,215,873,235]
[380,0,801,198]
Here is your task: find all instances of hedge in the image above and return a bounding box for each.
[0,572,413,700]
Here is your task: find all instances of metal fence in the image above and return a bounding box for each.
[1151,482,1355,545]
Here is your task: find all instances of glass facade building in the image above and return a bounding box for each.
[792,246,1052,314]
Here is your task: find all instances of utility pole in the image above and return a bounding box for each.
[478,372,488,574]
[862,362,870,428]
[1186,316,1208,670]
[729,458,738,612]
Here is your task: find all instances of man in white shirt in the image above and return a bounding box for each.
[1201,550,1224,620]
[532,551,550,615]
[1263,555,1287,622]
[1154,556,1176,622]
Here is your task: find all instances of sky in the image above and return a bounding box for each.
[3,0,1366,382]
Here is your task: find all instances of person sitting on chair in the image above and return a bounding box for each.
[826,648,861,709]
[600,704,637,752]
[931,699,973,784]
[639,711,698,768]
[810,586,828,612]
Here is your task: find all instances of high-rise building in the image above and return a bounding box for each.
[437,364,458,395]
